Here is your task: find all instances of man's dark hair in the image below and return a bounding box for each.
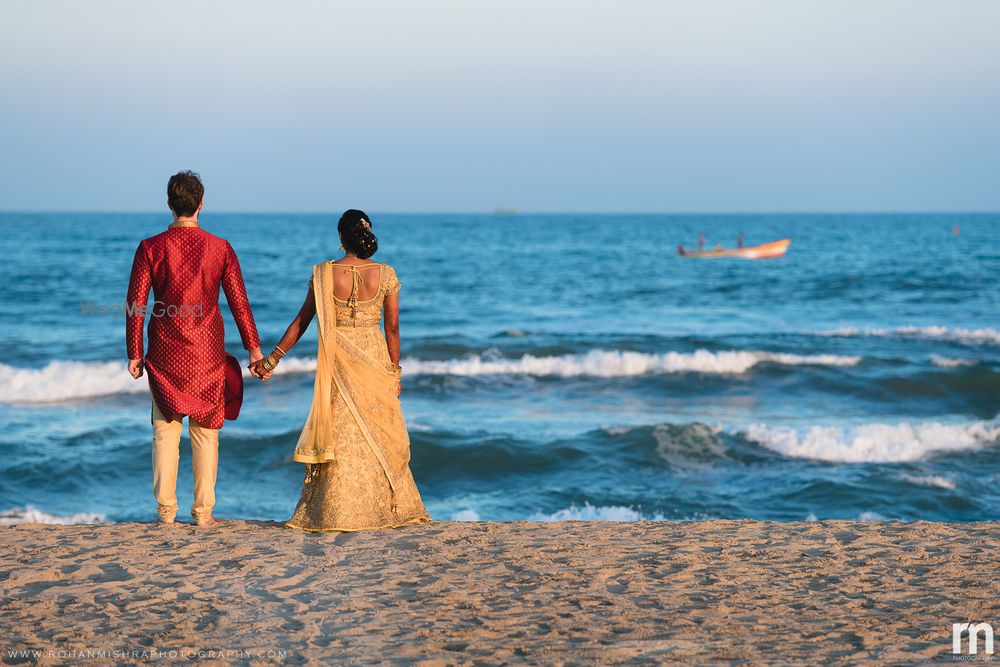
[167,170,205,217]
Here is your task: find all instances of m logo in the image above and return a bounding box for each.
[953,623,995,655]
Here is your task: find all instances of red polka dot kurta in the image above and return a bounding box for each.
[125,227,260,429]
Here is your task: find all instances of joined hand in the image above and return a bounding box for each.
[248,347,269,380]
[249,358,273,381]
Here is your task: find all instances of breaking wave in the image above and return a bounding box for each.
[401,349,860,378]
[929,355,978,368]
[0,357,320,403]
[0,506,109,526]
[899,474,957,491]
[740,419,1000,463]
[0,350,860,402]
[816,325,1000,347]
[527,503,667,521]
[0,361,149,402]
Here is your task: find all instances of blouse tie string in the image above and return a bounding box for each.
[343,265,365,318]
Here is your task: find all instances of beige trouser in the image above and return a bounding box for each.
[151,400,219,523]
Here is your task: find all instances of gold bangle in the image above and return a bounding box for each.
[262,355,278,372]
[274,344,287,357]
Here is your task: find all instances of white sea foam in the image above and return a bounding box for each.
[267,356,318,374]
[900,474,957,491]
[741,420,1000,463]
[0,361,149,402]
[930,355,978,368]
[527,503,666,521]
[895,326,1000,346]
[816,325,1000,347]
[451,505,699,521]
[0,349,860,402]
[401,349,860,378]
[814,326,866,337]
[804,511,895,521]
[0,356,319,403]
[0,506,108,526]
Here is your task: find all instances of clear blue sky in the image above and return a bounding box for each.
[1,0,998,213]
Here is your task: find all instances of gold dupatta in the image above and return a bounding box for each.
[292,262,410,491]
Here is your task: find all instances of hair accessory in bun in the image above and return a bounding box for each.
[337,209,379,260]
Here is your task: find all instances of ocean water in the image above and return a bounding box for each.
[1,212,998,525]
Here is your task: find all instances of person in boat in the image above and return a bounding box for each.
[738,233,744,249]
[698,232,705,252]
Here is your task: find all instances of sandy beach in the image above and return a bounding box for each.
[1,520,997,664]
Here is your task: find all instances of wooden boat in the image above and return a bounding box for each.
[678,238,791,259]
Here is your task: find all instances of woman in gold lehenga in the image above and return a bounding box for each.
[255,209,431,532]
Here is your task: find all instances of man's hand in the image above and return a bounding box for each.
[248,358,272,381]
[127,358,144,379]
[248,346,275,382]
[248,347,264,378]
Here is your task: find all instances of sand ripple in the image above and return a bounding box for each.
[1,520,998,664]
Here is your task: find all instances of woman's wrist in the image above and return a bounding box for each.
[261,353,280,372]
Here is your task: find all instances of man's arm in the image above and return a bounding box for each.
[221,242,262,365]
[125,243,151,378]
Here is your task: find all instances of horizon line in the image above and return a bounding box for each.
[1,209,998,217]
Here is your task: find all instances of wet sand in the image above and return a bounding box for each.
[2,520,998,665]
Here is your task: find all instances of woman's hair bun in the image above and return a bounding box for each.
[338,209,379,259]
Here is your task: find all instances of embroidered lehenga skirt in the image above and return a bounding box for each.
[286,262,431,532]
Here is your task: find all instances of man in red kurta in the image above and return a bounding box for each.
[126,171,262,526]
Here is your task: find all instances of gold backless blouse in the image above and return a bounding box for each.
[286,261,431,532]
